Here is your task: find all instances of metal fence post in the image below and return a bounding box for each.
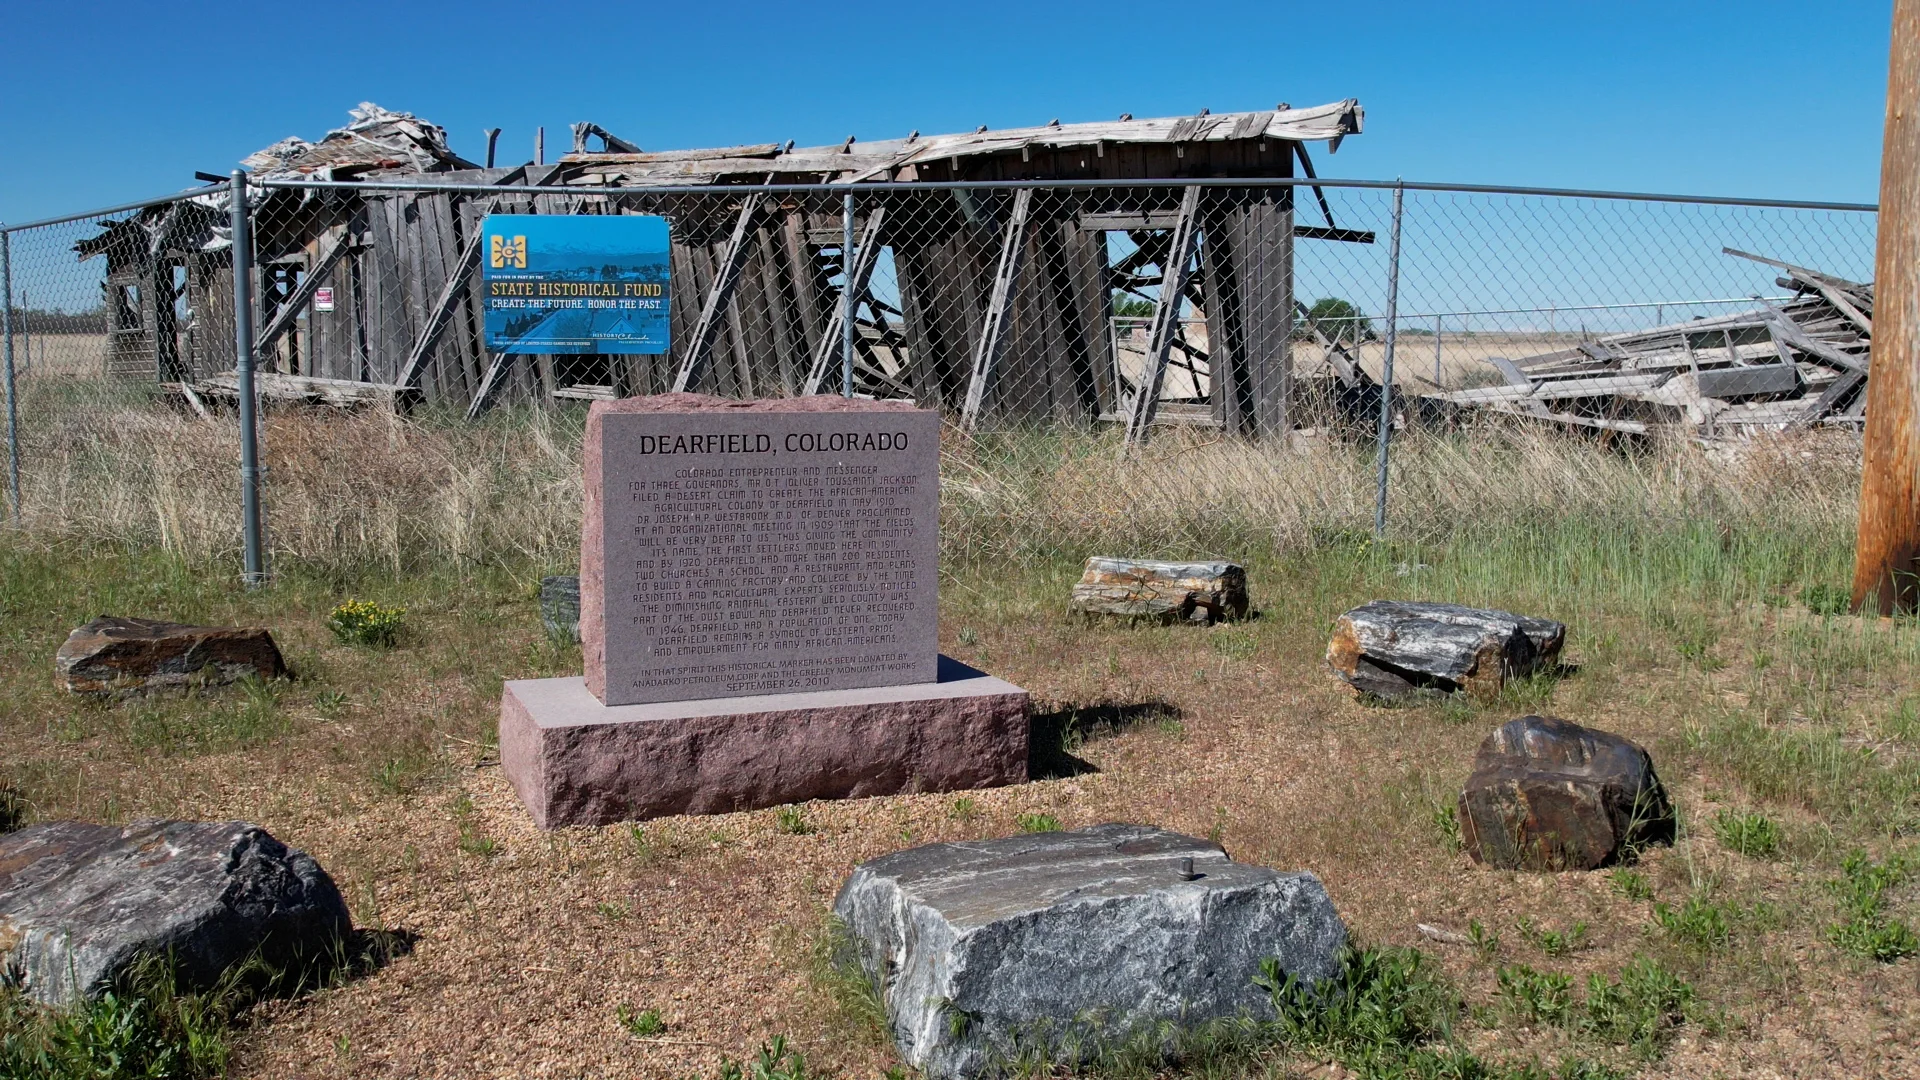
[0,226,18,525]
[230,171,267,586]
[1373,182,1404,540]
[841,192,855,397]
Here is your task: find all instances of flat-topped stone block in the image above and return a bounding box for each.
[501,655,1028,828]
[56,616,286,694]
[1069,558,1249,624]
[833,823,1347,1078]
[582,392,940,706]
[1326,600,1565,699]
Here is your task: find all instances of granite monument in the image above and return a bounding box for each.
[501,393,1030,827]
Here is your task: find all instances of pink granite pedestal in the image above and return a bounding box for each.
[501,656,1029,828]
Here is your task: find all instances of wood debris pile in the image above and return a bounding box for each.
[1419,248,1872,437]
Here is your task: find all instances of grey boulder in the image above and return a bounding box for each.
[833,822,1346,1078]
[1327,600,1565,700]
[1069,558,1249,624]
[0,819,350,1006]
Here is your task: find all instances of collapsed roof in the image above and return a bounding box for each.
[240,103,477,181]
[557,100,1364,186]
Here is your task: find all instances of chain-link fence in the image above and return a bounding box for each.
[0,176,1879,573]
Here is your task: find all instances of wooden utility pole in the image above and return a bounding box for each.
[1854,0,1920,614]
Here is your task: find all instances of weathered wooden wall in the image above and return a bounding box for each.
[233,137,1305,432]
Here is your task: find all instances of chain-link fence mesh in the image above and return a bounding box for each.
[0,177,1879,572]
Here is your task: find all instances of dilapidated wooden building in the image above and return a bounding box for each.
[85,99,1369,436]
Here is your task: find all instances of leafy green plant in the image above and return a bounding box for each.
[1467,919,1501,960]
[1259,945,1462,1069]
[1431,803,1463,854]
[1497,964,1574,1026]
[596,900,631,921]
[1015,812,1060,833]
[1517,917,1590,957]
[326,599,405,647]
[1802,583,1851,616]
[713,1035,816,1080]
[616,1005,665,1037]
[450,793,498,857]
[0,957,243,1080]
[1713,808,1783,859]
[1652,895,1731,950]
[1825,849,1919,962]
[627,823,657,862]
[774,805,815,836]
[1610,869,1654,901]
[1579,957,1698,1056]
[950,796,979,822]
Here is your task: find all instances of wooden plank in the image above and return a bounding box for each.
[753,225,801,395]
[1794,369,1867,428]
[1036,218,1105,423]
[1761,306,1868,373]
[801,207,889,395]
[466,352,515,420]
[257,225,352,351]
[1293,225,1376,244]
[960,188,1034,429]
[395,202,493,390]
[1122,186,1202,449]
[672,196,762,392]
[1229,197,1293,437]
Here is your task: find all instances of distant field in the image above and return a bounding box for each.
[9,332,107,379]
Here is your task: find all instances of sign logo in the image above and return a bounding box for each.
[312,286,335,313]
[479,214,670,355]
[489,234,527,269]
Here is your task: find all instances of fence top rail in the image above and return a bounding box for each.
[3,176,1876,232]
[2,183,232,235]
[244,174,1880,214]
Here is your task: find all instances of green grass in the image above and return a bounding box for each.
[1824,849,1919,962]
[775,805,815,836]
[1609,869,1655,902]
[615,1004,665,1037]
[1652,894,1734,950]
[1712,808,1783,859]
[1516,917,1590,957]
[1015,812,1061,834]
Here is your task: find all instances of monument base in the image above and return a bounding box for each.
[500,656,1030,828]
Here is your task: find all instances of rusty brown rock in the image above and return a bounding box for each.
[1325,600,1564,700]
[1069,558,1248,624]
[1457,715,1674,871]
[55,616,287,694]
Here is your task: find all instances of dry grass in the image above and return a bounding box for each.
[6,390,1861,580]
[0,396,1908,1079]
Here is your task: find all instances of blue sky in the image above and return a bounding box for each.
[0,0,1892,224]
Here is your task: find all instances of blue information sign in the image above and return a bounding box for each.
[481,214,671,354]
